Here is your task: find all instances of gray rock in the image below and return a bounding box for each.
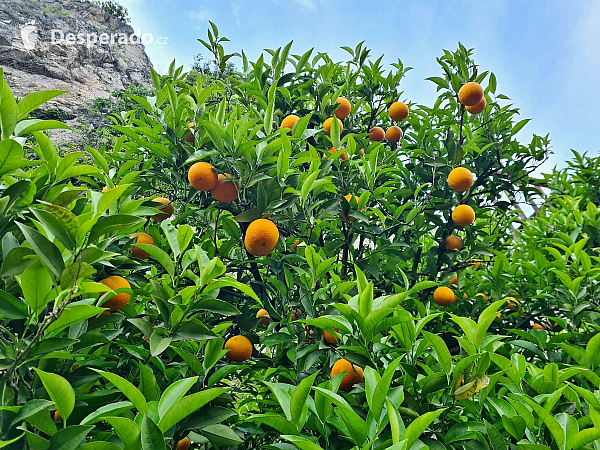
[0,0,153,145]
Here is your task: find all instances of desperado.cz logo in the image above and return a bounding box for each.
[20,21,38,50]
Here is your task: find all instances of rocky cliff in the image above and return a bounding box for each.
[0,0,152,144]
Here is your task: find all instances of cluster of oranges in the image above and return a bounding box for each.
[188,161,239,203]
[432,82,486,308]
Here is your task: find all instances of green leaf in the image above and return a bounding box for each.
[372,358,402,421]
[158,377,198,418]
[92,370,148,414]
[158,387,229,432]
[0,139,26,176]
[177,225,194,254]
[485,420,506,450]
[141,415,166,450]
[290,371,319,426]
[31,207,76,250]
[202,424,245,447]
[312,387,367,446]
[511,119,530,136]
[46,304,107,335]
[0,289,27,319]
[60,262,96,290]
[401,408,446,449]
[87,214,145,243]
[139,363,159,402]
[9,399,53,430]
[573,428,600,449]
[49,425,93,450]
[33,369,75,423]
[17,90,67,121]
[19,261,53,311]
[204,277,259,301]
[247,413,298,434]
[16,223,65,278]
[14,119,71,136]
[423,331,453,375]
[516,394,564,448]
[281,435,324,450]
[80,401,133,425]
[104,417,141,450]
[264,80,278,134]
[135,244,175,278]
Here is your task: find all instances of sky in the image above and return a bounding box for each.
[121,0,600,173]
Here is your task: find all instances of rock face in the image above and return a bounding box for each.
[0,0,152,115]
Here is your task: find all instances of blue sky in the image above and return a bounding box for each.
[122,0,599,172]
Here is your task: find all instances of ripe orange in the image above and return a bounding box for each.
[211,173,239,202]
[292,239,300,251]
[323,117,343,136]
[433,287,455,306]
[177,436,191,450]
[463,293,468,299]
[256,309,271,325]
[466,97,486,115]
[244,219,279,256]
[99,276,131,312]
[151,198,174,222]
[101,184,119,193]
[449,273,458,285]
[385,126,403,143]
[389,101,409,121]
[369,127,385,142]
[340,194,362,221]
[444,235,463,251]
[358,148,365,156]
[475,293,488,302]
[280,114,300,132]
[458,82,484,106]
[130,232,154,259]
[224,335,253,362]
[188,162,218,191]
[334,97,352,119]
[324,328,340,345]
[452,205,475,226]
[327,147,348,161]
[331,359,364,392]
[53,411,60,422]
[505,297,519,310]
[448,167,474,192]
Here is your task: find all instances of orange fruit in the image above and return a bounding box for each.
[151,197,174,222]
[444,235,463,251]
[433,287,455,306]
[188,162,218,191]
[505,297,519,310]
[334,97,351,119]
[385,126,403,143]
[475,293,488,302]
[177,436,191,450]
[473,261,482,270]
[463,293,468,299]
[466,97,486,115]
[448,167,474,192]
[101,184,119,193]
[256,309,271,325]
[324,328,340,345]
[458,82,484,106]
[224,335,253,362]
[291,243,297,251]
[449,273,458,285]
[323,117,343,136]
[358,148,365,156]
[244,219,279,256]
[532,323,548,331]
[369,127,385,142]
[327,147,348,161]
[389,101,409,121]
[130,232,154,259]
[53,411,60,422]
[452,205,475,226]
[184,132,195,143]
[211,173,239,202]
[291,312,297,321]
[340,194,362,221]
[280,114,300,133]
[331,359,364,392]
[99,276,132,312]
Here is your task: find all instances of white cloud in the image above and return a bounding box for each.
[577,0,600,68]
[292,0,316,12]
[231,1,243,26]
[189,6,212,22]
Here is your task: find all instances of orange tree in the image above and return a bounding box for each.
[1,23,600,449]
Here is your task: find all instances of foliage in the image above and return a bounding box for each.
[0,22,599,450]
